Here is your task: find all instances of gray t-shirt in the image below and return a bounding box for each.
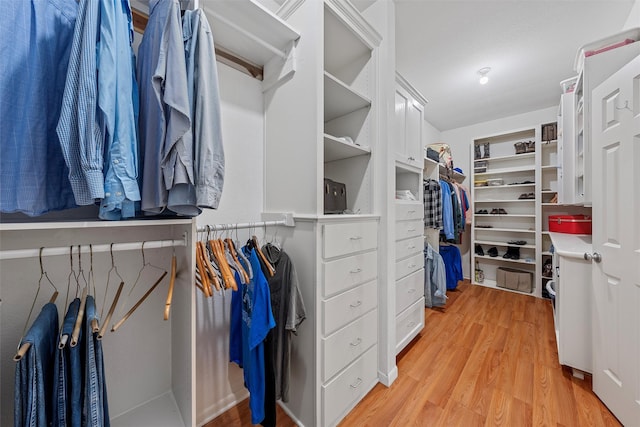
[262,244,306,402]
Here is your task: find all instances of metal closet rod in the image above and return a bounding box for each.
[197,220,292,233]
[0,235,188,261]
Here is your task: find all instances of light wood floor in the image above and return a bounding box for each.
[204,281,621,427]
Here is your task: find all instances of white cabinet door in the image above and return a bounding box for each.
[591,54,640,427]
[406,96,423,164]
[394,87,408,162]
[394,80,424,169]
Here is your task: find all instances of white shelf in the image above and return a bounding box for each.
[324,3,373,78]
[542,165,558,170]
[474,183,535,190]
[542,251,552,256]
[324,134,371,162]
[474,166,536,175]
[324,72,371,121]
[0,218,192,231]
[423,156,439,172]
[541,190,558,194]
[439,164,466,183]
[111,392,185,427]
[475,214,535,218]
[542,140,558,145]
[475,239,535,249]
[475,199,535,203]
[473,278,534,295]
[541,203,560,206]
[474,227,536,233]
[474,254,536,265]
[474,152,535,163]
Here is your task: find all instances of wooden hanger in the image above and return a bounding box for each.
[225,238,249,284]
[98,244,126,338]
[88,245,100,332]
[98,281,124,339]
[14,248,59,361]
[164,254,177,320]
[195,242,211,297]
[200,241,221,292]
[210,238,237,290]
[252,235,275,277]
[70,245,89,346]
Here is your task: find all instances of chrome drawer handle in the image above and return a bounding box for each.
[407,321,416,328]
[349,236,363,240]
[350,337,362,347]
[350,300,362,308]
[407,210,415,214]
[407,263,416,268]
[407,245,416,249]
[408,156,415,161]
[349,268,362,274]
[407,288,416,293]
[407,228,416,232]
[350,377,363,389]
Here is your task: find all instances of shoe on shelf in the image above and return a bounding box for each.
[476,224,494,228]
[514,142,526,154]
[518,192,535,199]
[498,208,508,214]
[475,209,488,214]
[475,245,485,256]
[543,259,553,276]
[503,246,520,260]
[508,240,527,245]
[488,247,498,257]
[490,208,499,214]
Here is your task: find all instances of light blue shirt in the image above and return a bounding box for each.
[57,0,105,206]
[182,9,225,210]
[440,180,454,240]
[98,0,141,220]
[0,0,78,216]
[137,0,192,215]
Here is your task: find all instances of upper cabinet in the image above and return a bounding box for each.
[394,73,428,170]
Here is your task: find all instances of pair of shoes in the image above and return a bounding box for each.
[488,247,498,257]
[475,245,484,256]
[543,259,552,277]
[475,209,488,214]
[518,193,535,199]
[514,142,526,154]
[508,240,527,245]
[503,246,520,259]
[525,140,535,153]
[474,144,482,160]
[490,208,508,215]
[476,224,493,228]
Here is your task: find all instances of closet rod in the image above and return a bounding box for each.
[0,235,187,261]
[196,219,293,233]
[131,8,264,80]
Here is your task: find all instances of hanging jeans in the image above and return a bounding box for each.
[14,303,59,427]
[83,296,109,427]
[53,298,82,427]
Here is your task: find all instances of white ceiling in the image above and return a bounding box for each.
[395,0,636,131]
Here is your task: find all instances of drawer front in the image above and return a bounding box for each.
[322,280,378,336]
[323,221,378,259]
[322,309,377,383]
[396,297,425,354]
[323,251,378,298]
[395,202,423,221]
[396,269,424,314]
[395,219,423,241]
[395,235,423,261]
[395,252,423,281]
[322,345,378,427]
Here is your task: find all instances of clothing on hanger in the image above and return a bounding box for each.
[439,244,463,290]
[423,179,442,229]
[424,243,447,308]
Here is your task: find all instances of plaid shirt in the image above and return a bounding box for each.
[424,179,443,229]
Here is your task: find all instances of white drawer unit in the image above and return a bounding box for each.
[322,280,378,336]
[396,297,425,354]
[394,219,423,241]
[395,252,423,281]
[322,345,378,427]
[322,250,378,298]
[395,235,423,261]
[395,269,424,314]
[323,221,378,259]
[395,201,422,221]
[322,309,378,382]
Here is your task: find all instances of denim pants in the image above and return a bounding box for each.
[83,296,109,427]
[53,298,82,427]
[14,303,59,427]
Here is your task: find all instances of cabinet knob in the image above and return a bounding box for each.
[583,252,592,261]
[592,252,602,263]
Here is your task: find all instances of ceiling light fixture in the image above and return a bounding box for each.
[478,67,491,85]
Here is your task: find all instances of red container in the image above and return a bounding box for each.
[548,215,592,234]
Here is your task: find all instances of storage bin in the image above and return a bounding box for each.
[548,215,592,234]
[496,267,533,293]
[487,178,503,186]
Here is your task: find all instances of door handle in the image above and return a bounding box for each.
[584,252,592,261]
[592,252,602,263]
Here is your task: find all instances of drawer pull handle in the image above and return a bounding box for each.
[407,245,416,249]
[350,337,362,347]
[407,210,415,214]
[407,288,416,294]
[349,236,363,241]
[350,268,362,274]
[407,321,416,328]
[407,263,416,268]
[350,377,363,389]
[407,228,416,232]
[350,300,362,308]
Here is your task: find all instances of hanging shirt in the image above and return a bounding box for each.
[0,0,78,216]
[57,0,105,206]
[423,179,443,229]
[439,244,464,290]
[439,180,454,240]
[137,0,193,215]
[181,9,225,210]
[241,246,276,425]
[424,243,447,308]
[98,0,141,220]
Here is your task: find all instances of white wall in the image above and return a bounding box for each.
[440,105,558,279]
[423,117,442,146]
[622,0,639,29]
[194,62,266,425]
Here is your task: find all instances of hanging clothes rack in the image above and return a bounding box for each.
[0,235,188,261]
[196,218,294,233]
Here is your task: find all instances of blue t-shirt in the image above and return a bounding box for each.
[229,271,243,367]
[241,247,276,424]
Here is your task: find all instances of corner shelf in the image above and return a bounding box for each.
[324,72,371,121]
[324,134,371,162]
[474,152,535,163]
[474,183,535,190]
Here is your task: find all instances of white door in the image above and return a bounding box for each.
[591,54,640,427]
[394,87,408,162]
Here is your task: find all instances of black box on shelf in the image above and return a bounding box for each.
[323,178,346,214]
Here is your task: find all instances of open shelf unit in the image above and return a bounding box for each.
[471,127,540,297]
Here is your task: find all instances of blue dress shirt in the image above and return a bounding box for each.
[98,0,141,220]
[137,0,193,215]
[57,0,105,206]
[0,0,78,216]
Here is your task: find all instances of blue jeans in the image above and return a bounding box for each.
[53,298,82,427]
[83,296,109,427]
[14,303,59,427]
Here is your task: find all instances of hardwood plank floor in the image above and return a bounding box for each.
[203,281,620,427]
